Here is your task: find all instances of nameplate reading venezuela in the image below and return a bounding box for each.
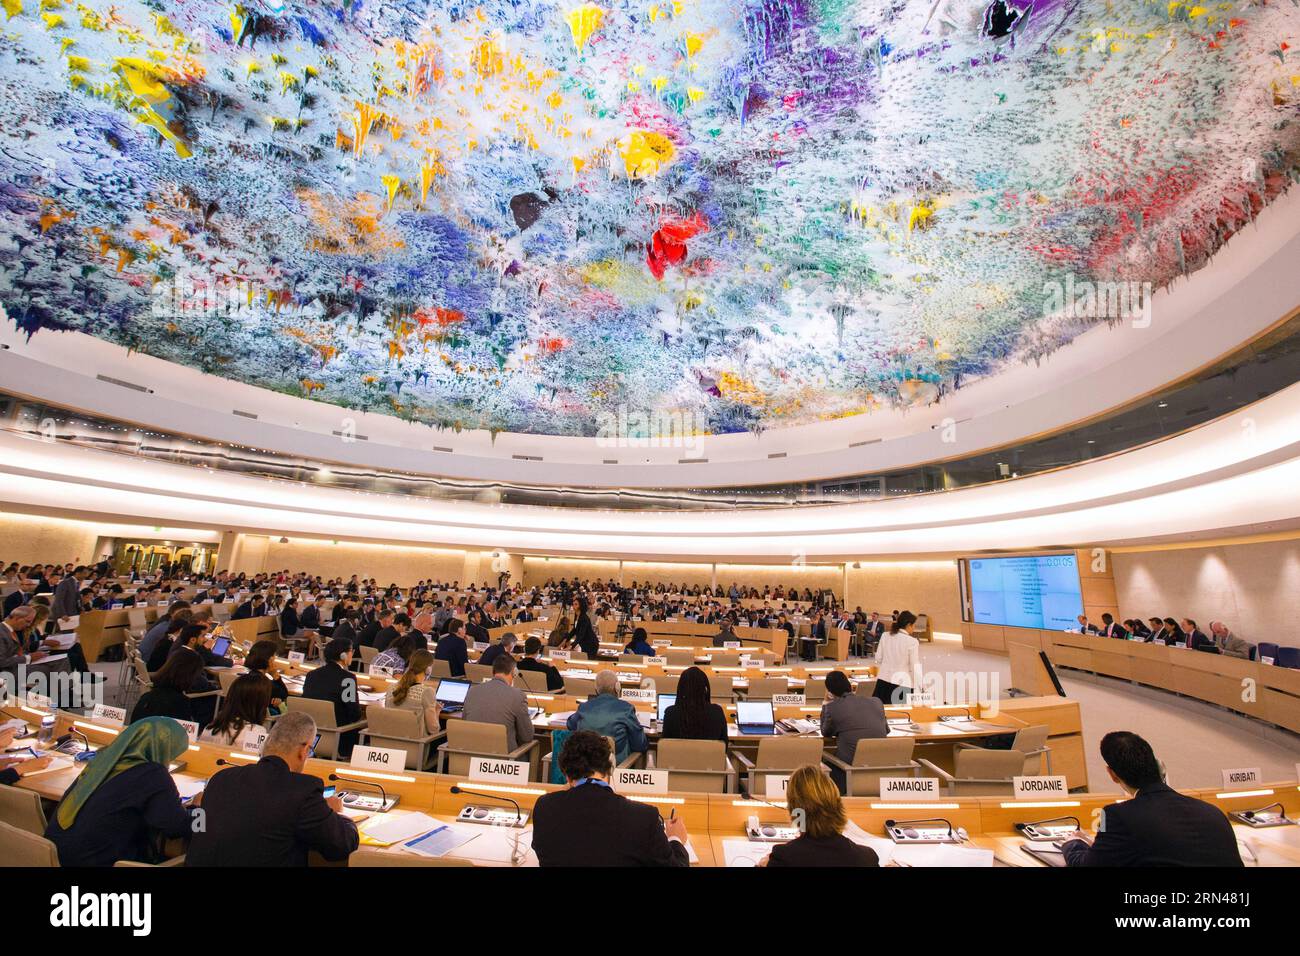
[880,777,939,800]
[468,757,531,785]
[1012,776,1069,800]
[771,694,806,706]
[613,767,669,794]
[1221,767,1262,789]
[621,688,656,703]
[350,745,406,770]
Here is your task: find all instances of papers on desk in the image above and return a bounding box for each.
[841,822,994,867]
[359,812,441,847]
[779,718,820,735]
[44,633,78,650]
[32,654,68,667]
[358,690,388,705]
[173,777,206,800]
[0,718,29,736]
[402,824,475,859]
[18,753,75,777]
[722,838,772,867]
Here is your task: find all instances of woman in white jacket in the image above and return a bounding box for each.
[873,610,922,705]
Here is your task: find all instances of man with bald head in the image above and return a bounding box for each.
[1209,621,1253,660]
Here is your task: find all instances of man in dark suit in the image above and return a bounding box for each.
[478,632,518,669]
[232,592,267,620]
[711,621,739,648]
[1099,613,1128,639]
[302,638,363,757]
[1180,618,1218,653]
[358,609,392,649]
[372,612,410,653]
[186,711,358,866]
[434,618,469,677]
[51,566,87,621]
[517,636,565,691]
[1061,731,1241,866]
[532,731,689,867]
[299,595,325,632]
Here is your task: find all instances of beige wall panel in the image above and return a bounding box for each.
[844,560,962,634]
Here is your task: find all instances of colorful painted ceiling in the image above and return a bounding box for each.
[1,1,1298,436]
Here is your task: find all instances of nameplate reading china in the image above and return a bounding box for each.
[91,704,126,726]
[613,767,669,794]
[880,777,940,800]
[350,745,406,770]
[771,694,806,706]
[1221,767,1261,789]
[1013,776,1069,800]
[620,688,656,703]
[468,757,531,784]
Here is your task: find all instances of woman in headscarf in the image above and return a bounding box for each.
[45,716,197,866]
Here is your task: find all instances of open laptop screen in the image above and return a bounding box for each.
[435,679,470,706]
[656,693,676,722]
[736,700,775,729]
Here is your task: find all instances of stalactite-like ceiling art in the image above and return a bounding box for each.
[1,1,1298,436]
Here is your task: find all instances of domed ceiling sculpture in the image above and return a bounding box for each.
[1,0,1298,436]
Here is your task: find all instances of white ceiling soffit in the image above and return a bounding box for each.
[1,381,1298,561]
[2,187,1298,490]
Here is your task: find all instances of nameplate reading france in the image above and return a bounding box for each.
[1012,775,1068,800]
[350,745,405,770]
[879,777,939,800]
[614,767,669,794]
[468,757,530,784]
[1221,767,1261,789]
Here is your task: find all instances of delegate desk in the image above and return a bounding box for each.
[15,710,1295,867]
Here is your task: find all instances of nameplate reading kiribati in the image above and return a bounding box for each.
[1013,776,1069,800]
[1221,767,1262,789]
[771,694,806,706]
[613,767,669,794]
[620,688,656,703]
[880,777,939,800]
[350,745,405,770]
[468,757,530,784]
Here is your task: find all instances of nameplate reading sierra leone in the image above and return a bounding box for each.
[468,757,530,784]
[621,688,656,702]
[1012,776,1068,800]
[879,777,939,799]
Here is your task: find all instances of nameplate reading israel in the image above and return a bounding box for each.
[350,745,405,770]
[1013,776,1068,800]
[772,694,806,706]
[621,687,656,703]
[1221,767,1261,789]
[469,757,530,785]
[880,777,939,800]
[614,767,669,794]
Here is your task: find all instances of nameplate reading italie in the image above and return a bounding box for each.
[620,688,656,703]
[1221,767,1262,789]
[771,694,806,706]
[177,720,200,742]
[287,651,306,664]
[468,757,530,784]
[1012,775,1069,800]
[613,767,669,794]
[350,745,406,770]
[91,704,127,726]
[879,777,940,800]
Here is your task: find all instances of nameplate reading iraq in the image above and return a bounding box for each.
[468,757,531,785]
[879,777,939,800]
[1012,776,1069,800]
[350,745,405,770]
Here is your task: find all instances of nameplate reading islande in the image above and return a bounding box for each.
[1012,776,1069,800]
[879,777,939,799]
[468,757,531,784]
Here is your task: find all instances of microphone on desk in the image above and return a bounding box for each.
[449,784,522,824]
[328,773,390,811]
[54,728,94,757]
[738,784,791,814]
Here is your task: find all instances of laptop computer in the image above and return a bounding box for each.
[434,679,471,713]
[735,700,776,736]
[656,693,676,722]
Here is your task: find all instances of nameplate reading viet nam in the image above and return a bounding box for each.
[879,777,939,800]
[771,694,806,706]
[613,767,669,794]
[350,745,406,770]
[621,688,656,703]
[1221,767,1261,789]
[1012,776,1069,800]
[906,692,937,706]
[468,757,530,785]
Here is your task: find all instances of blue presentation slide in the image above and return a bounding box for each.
[969,555,1083,629]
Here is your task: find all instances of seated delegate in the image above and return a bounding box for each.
[565,669,647,765]
[532,731,689,867]
[763,766,879,867]
[820,670,887,793]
